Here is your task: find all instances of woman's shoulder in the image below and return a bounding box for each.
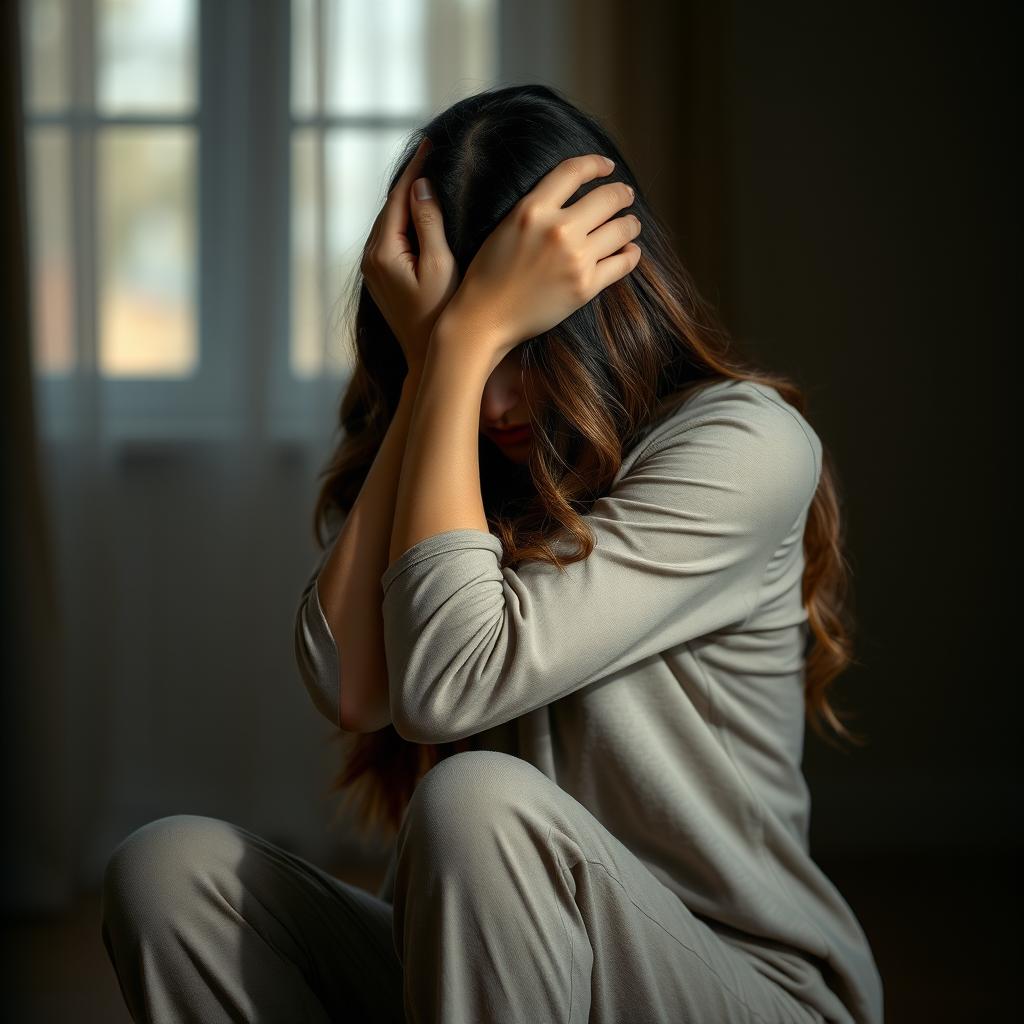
[624,376,823,492]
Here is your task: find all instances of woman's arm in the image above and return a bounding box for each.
[316,364,422,733]
[387,152,641,567]
[376,154,643,734]
[301,134,459,732]
[388,330,494,563]
[338,152,640,730]
[339,335,490,731]
[381,379,821,744]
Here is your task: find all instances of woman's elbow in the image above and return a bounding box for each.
[388,682,472,745]
[389,702,439,743]
[339,665,396,734]
[340,692,394,734]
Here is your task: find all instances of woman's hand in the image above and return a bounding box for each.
[360,136,460,374]
[434,153,642,368]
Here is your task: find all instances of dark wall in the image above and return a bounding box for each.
[719,2,1016,852]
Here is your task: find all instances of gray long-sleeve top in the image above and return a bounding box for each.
[294,378,884,1024]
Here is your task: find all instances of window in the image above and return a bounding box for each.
[22,0,499,441]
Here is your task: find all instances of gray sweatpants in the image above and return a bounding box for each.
[101,749,822,1022]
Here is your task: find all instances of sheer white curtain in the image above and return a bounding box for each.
[13,0,534,910]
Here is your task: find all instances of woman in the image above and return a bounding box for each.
[102,84,883,1023]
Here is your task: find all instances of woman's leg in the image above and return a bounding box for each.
[100,813,404,1023]
[393,749,823,1024]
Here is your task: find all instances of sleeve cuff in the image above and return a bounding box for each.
[381,527,504,595]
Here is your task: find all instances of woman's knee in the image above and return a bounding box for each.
[398,751,551,866]
[416,750,545,819]
[102,813,244,927]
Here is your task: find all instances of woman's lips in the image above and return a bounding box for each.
[490,425,532,445]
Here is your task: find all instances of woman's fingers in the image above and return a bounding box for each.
[575,180,636,237]
[586,209,642,263]
[518,151,640,263]
[373,136,433,254]
[593,241,642,295]
[520,153,616,219]
[424,150,642,353]
[408,177,452,279]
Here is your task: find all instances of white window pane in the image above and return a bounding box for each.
[290,129,324,378]
[27,127,75,374]
[324,0,428,116]
[97,128,197,378]
[291,0,317,118]
[96,0,197,115]
[322,127,408,375]
[23,0,71,113]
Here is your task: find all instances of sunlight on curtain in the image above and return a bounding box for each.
[24,0,70,111]
[26,128,75,374]
[24,0,73,376]
[97,128,197,377]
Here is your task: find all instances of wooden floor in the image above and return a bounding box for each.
[1,848,1014,1021]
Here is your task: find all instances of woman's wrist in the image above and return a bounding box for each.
[429,307,510,380]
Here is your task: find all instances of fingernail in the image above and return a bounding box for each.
[414,177,432,200]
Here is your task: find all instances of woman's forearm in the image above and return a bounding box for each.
[316,366,423,733]
[388,319,496,567]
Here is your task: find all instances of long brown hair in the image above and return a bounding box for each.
[309,84,865,843]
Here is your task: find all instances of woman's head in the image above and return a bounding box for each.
[407,84,642,466]
[314,83,863,839]
[328,84,746,525]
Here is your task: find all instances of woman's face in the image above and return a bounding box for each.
[479,344,533,464]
